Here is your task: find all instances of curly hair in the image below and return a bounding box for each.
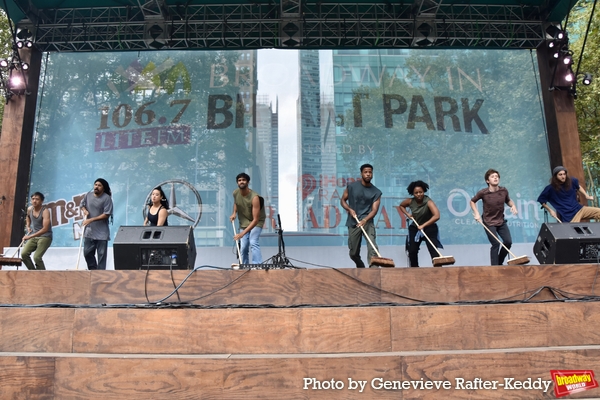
[406,180,429,195]
[236,172,251,182]
[360,163,373,172]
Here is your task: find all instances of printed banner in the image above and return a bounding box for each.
[29,49,550,247]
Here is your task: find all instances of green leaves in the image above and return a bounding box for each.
[569,2,600,196]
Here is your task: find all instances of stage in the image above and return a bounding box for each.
[0,263,599,398]
[0,242,540,271]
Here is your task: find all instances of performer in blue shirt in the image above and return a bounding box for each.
[537,166,600,222]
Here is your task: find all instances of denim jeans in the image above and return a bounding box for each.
[83,238,108,270]
[483,222,512,265]
[239,226,262,264]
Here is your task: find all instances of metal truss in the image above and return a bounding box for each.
[16,2,547,52]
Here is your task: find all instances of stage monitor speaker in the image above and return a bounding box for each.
[533,222,600,264]
[113,226,197,270]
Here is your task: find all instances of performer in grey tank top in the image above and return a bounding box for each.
[21,192,53,270]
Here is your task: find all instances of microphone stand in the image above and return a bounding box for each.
[266,214,296,269]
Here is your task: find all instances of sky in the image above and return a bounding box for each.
[256,49,334,231]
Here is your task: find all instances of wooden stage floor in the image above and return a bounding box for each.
[0,265,599,399]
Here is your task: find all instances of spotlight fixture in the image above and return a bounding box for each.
[144,22,168,50]
[0,18,34,102]
[412,16,437,47]
[0,42,32,102]
[565,72,574,83]
[10,75,23,87]
[545,24,566,41]
[15,39,34,49]
[563,54,573,65]
[582,73,593,86]
[15,28,32,40]
[147,24,165,49]
[548,41,556,48]
[279,20,303,47]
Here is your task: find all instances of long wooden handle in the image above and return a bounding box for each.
[9,240,25,259]
[232,220,243,264]
[475,218,519,259]
[75,221,86,270]
[406,215,444,258]
[353,215,382,258]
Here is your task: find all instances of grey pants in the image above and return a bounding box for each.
[347,221,379,268]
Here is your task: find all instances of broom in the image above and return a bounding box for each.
[231,220,243,270]
[353,216,395,267]
[75,219,87,270]
[407,215,455,267]
[0,239,25,269]
[475,218,529,265]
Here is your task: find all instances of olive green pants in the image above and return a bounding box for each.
[21,236,52,270]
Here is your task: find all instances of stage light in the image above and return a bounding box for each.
[148,24,164,39]
[148,40,165,49]
[0,27,33,101]
[583,73,593,86]
[280,21,302,47]
[412,18,437,47]
[16,28,32,40]
[145,23,168,49]
[548,41,556,48]
[552,51,560,59]
[565,72,574,83]
[10,75,23,88]
[563,54,573,65]
[15,39,34,49]
[546,25,564,39]
[414,37,434,47]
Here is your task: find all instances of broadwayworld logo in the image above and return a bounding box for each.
[551,370,599,398]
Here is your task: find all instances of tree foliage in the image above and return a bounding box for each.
[568,0,600,196]
[0,10,14,125]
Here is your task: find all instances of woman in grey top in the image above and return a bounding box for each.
[399,181,442,267]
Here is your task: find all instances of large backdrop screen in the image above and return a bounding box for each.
[29,49,550,247]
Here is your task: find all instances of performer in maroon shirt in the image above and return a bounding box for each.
[470,169,517,265]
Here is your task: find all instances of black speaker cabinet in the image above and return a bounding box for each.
[533,222,600,264]
[113,226,197,270]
